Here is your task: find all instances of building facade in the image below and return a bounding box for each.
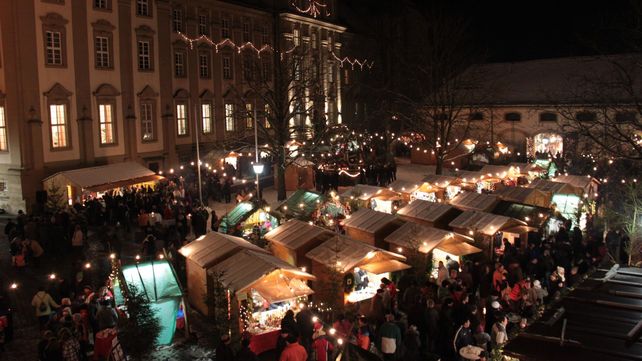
[0,0,350,211]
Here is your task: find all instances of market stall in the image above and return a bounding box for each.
[283,157,316,191]
[492,200,561,236]
[496,186,552,209]
[342,208,405,248]
[114,259,183,345]
[396,200,462,228]
[178,232,270,316]
[449,191,500,212]
[449,210,533,255]
[43,162,163,205]
[218,201,279,237]
[208,250,316,354]
[448,170,488,192]
[388,180,420,201]
[552,175,600,200]
[527,179,584,225]
[421,174,462,200]
[509,162,549,181]
[306,235,409,306]
[340,184,403,213]
[275,189,325,221]
[264,219,335,269]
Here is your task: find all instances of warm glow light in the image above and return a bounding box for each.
[84,263,91,269]
[49,273,56,280]
[10,283,18,289]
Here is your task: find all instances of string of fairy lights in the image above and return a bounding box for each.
[291,0,331,18]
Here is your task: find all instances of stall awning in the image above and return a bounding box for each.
[44,162,163,192]
[502,225,539,234]
[385,222,472,254]
[264,219,334,250]
[208,250,316,303]
[496,186,552,208]
[435,238,482,257]
[342,208,401,234]
[449,191,499,212]
[388,180,421,194]
[360,260,411,274]
[178,231,269,269]
[277,189,325,218]
[397,200,460,224]
[219,202,256,229]
[449,210,527,236]
[306,235,408,274]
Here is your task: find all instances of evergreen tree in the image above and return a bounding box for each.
[46,181,65,212]
[119,284,161,360]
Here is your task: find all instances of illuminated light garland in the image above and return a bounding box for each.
[291,0,331,18]
[176,32,296,59]
[330,51,374,70]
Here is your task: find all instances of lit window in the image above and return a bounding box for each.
[264,104,271,128]
[174,51,185,77]
[0,107,7,151]
[136,0,150,16]
[223,56,232,79]
[172,8,183,32]
[95,36,110,68]
[199,14,209,36]
[221,18,230,38]
[50,104,68,148]
[225,103,234,131]
[199,53,209,78]
[176,104,187,135]
[99,104,115,144]
[246,103,253,128]
[138,40,151,70]
[293,28,300,46]
[202,103,212,134]
[45,31,63,65]
[141,103,154,141]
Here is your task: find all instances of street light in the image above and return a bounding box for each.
[253,100,262,200]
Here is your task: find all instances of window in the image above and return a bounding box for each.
[45,31,63,65]
[246,103,253,128]
[469,112,484,121]
[576,111,596,122]
[98,103,116,145]
[264,104,271,128]
[49,104,68,148]
[221,18,230,38]
[0,107,7,151]
[327,64,334,83]
[172,8,183,32]
[199,14,209,36]
[94,0,110,10]
[261,25,269,44]
[311,32,317,49]
[505,112,521,121]
[539,112,557,122]
[95,36,110,68]
[225,103,235,131]
[136,0,150,17]
[138,40,151,70]
[262,60,270,81]
[199,53,210,78]
[176,103,188,135]
[201,103,212,134]
[343,69,349,85]
[141,102,154,141]
[243,56,252,81]
[615,111,637,123]
[174,51,186,77]
[293,28,300,46]
[222,56,232,79]
[243,21,250,42]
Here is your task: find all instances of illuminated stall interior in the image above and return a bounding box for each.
[509,162,549,181]
[396,200,462,228]
[340,184,403,214]
[388,180,420,201]
[533,132,564,156]
[218,202,279,236]
[306,235,409,304]
[421,174,462,200]
[449,210,531,255]
[527,179,585,226]
[448,170,489,192]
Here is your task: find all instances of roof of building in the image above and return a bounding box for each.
[449,210,527,236]
[340,184,395,201]
[496,186,552,208]
[464,54,642,105]
[503,266,642,361]
[341,208,401,233]
[219,202,256,229]
[449,192,500,212]
[178,231,269,269]
[384,222,472,254]
[421,174,460,188]
[278,189,325,218]
[446,169,486,183]
[492,201,551,228]
[388,180,421,194]
[510,162,548,174]
[396,200,460,224]
[552,175,600,192]
[44,162,163,192]
[527,179,581,195]
[479,165,519,179]
[264,219,334,250]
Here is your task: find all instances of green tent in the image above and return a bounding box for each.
[278,189,325,219]
[218,201,255,233]
[114,260,183,345]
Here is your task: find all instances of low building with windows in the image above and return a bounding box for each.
[0,0,353,211]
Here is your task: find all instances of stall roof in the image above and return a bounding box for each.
[449,210,527,236]
[119,259,183,302]
[388,180,421,194]
[384,222,472,254]
[340,184,395,201]
[264,219,334,250]
[552,175,600,192]
[503,266,642,361]
[342,208,401,233]
[496,186,552,208]
[435,238,483,257]
[510,162,547,174]
[421,174,460,188]
[527,179,580,195]
[306,235,409,273]
[278,189,325,218]
[219,202,256,229]
[447,169,486,183]
[449,191,499,212]
[492,201,551,228]
[397,200,460,224]
[44,162,163,192]
[178,231,269,269]
[208,250,315,303]
[479,164,518,178]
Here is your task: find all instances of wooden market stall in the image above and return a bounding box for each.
[342,208,405,247]
[421,174,462,200]
[479,164,521,182]
[306,235,409,306]
[264,219,335,270]
[284,157,316,191]
[495,186,552,209]
[448,169,488,192]
[552,175,600,200]
[491,200,560,236]
[275,189,325,221]
[218,201,279,236]
[509,162,548,181]
[388,180,420,201]
[43,162,163,205]
[396,200,462,229]
[527,179,585,226]
[209,250,316,354]
[178,232,270,316]
[340,184,403,214]
[449,191,500,212]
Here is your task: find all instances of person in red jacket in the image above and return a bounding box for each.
[280,334,308,361]
[312,323,334,361]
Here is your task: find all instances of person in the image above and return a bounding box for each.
[210,210,219,232]
[38,330,62,361]
[377,313,402,361]
[32,286,59,328]
[59,327,80,361]
[453,319,474,355]
[71,225,84,259]
[422,299,439,354]
[280,310,298,336]
[216,334,235,361]
[96,299,118,331]
[280,334,308,361]
[403,325,421,361]
[237,338,259,361]
[491,315,509,348]
[332,314,353,339]
[369,289,385,326]
[311,323,334,361]
[356,316,371,350]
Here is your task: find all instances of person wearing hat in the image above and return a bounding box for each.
[377,313,402,361]
[217,334,235,361]
[484,299,501,335]
[311,323,334,361]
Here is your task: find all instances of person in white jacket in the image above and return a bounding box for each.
[31,286,59,328]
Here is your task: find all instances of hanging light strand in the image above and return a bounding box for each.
[291,0,331,18]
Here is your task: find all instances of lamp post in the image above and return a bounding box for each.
[194,104,203,206]
[252,100,264,200]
